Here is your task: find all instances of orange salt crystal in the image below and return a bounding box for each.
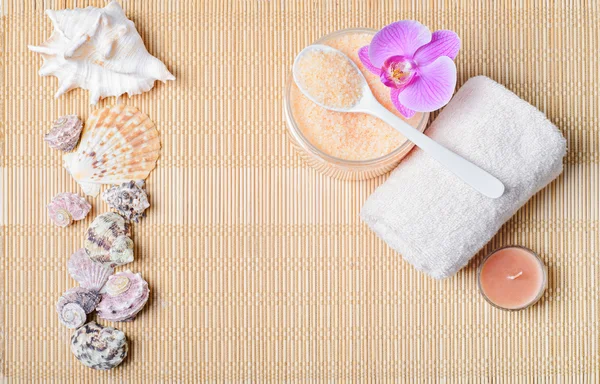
[290,32,424,161]
[294,48,364,109]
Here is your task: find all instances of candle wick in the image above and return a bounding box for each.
[507,271,523,280]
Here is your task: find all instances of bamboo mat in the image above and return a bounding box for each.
[1,0,599,381]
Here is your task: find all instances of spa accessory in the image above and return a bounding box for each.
[294,45,504,198]
[47,192,91,227]
[71,321,128,370]
[97,270,150,322]
[28,1,174,104]
[68,248,115,291]
[63,104,161,197]
[285,28,429,180]
[361,76,566,279]
[44,115,83,152]
[478,246,547,310]
[357,20,460,118]
[84,212,134,267]
[102,180,150,222]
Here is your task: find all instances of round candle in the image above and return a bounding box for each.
[478,246,547,310]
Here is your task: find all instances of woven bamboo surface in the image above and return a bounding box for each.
[1,0,599,381]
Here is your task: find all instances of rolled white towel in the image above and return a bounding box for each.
[361,76,566,279]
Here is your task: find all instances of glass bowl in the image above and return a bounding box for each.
[283,28,429,180]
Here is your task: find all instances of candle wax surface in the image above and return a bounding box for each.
[290,32,424,161]
[479,247,545,309]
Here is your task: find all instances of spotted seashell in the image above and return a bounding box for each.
[68,248,114,291]
[71,321,128,370]
[44,115,83,152]
[97,270,149,322]
[62,105,161,197]
[56,287,100,329]
[102,180,150,222]
[47,193,91,227]
[84,212,133,267]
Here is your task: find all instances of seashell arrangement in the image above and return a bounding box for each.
[68,248,114,291]
[97,270,150,322]
[39,2,163,371]
[56,287,100,329]
[63,104,161,196]
[47,192,91,227]
[84,212,133,267]
[71,321,128,370]
[28,1,175,105]
[44,115,83,151]
[102,180,150,222]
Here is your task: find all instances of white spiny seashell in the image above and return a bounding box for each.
[63,104,161,196]
[71,321,128,370]
[56,287,100,329]
[28,1,175,104]
[84,212,134,267]
[44,115,83,151]
[102,180,150,222]
[47,192,91,227]
[68,248,114,291]
[97,270,149,322]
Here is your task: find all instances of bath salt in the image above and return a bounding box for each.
[290,32,424,161]
[294,48,364,109]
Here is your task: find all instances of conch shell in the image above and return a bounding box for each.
[56,287,100,329]
[97,270,150,322]
[28,1,175,104]
[47,192,91,227]
[102,180,150,222]
[71,321,128,370]
[63,104,161,196]
[84,212,133,267]
[68,248,114,291]
[44,115,83,151]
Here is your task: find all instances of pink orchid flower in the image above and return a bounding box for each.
[358,20,461,118]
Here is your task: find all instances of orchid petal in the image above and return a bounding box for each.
[413,30,461,66]
[368,20,432,67]
[390,88,416,118]
[358,45,381,75]
[398,56,456,112]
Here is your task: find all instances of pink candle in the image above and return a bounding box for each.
[478,246,547,310]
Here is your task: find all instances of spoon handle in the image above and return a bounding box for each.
[366,101,505,198]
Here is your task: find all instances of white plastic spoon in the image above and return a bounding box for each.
[293,44,505,199]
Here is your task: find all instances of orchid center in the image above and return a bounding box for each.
[381,56,416,88]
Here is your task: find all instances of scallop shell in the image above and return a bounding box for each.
[71,321,128,370]
[47,192,91,227]
[44,115,83,151]
[97,270,149,322]
[84,212,133,267]
[56,287,100,329]
[28,1,174,105]
[102,180,150,222]
[68,248,114,291]
[63,104,161,196]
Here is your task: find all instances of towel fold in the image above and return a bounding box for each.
[361,76,566,279]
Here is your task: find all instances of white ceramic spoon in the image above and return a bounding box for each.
[293,44,505,199]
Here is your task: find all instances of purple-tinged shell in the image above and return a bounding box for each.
[56,287,100,329]
[44,115,83,152]
[68,248,114,291]
[102,180,150,222]
[97,270,149,322]
[84,212,133,267]
[71,322,128,370]
[47,192,91,227]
